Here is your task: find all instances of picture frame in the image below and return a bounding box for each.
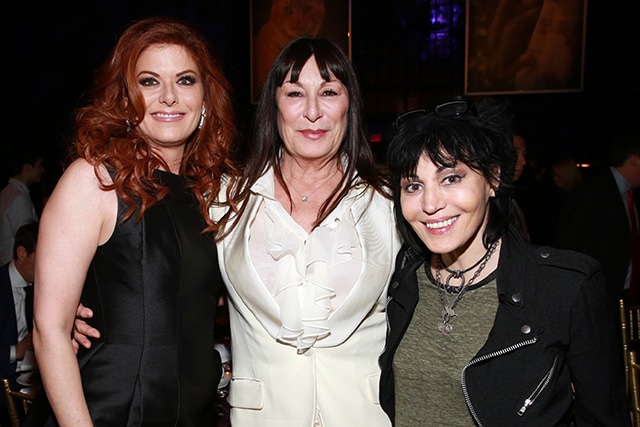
[250,0,352,103]
[465,0,587,95]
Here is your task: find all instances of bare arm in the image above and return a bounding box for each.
[33,159,116,426]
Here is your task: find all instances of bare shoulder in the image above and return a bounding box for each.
[59,158,112,186]
[52,159,115,202]
[44,158,117,244]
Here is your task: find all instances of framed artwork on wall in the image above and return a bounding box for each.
[465,0,587,95]
[250,0,352,103]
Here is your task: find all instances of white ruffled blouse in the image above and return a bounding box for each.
[248,168,363,353]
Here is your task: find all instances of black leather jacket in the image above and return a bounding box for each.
[379,227,630,426]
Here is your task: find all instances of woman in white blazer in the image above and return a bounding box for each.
[212,36,400,426]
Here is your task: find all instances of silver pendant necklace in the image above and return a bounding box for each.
[433,240,499,335]
[287,170,338,202]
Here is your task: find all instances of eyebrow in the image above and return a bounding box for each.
[136,69,198,78]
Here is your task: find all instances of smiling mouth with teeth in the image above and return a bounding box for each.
[426,217,457,229]
[154,113,182,118]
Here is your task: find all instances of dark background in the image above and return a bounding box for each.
[1,0,637,201]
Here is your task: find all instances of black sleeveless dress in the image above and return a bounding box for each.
[27,170,223,427]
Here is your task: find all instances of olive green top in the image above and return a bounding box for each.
[393,264,498,427]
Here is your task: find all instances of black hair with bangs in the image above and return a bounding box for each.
[387,97,516,252]
[227,35,387,233]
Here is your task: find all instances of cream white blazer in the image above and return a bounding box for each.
[211,169,401,427]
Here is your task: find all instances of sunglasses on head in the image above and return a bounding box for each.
[394,99,478,130]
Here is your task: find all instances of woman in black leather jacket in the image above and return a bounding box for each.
[379,97,629,426]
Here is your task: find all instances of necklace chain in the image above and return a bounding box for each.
[286,170,338,202]
[433,240,499,336]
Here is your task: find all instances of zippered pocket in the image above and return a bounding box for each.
[517,355,559,416]
[462,336,538,427]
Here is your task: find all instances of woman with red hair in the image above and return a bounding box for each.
[30,16,237,426]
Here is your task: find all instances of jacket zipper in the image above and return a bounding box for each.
[461,336,538,427]
[517,355,558,416]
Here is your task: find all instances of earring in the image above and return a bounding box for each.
[125,119,132,132]
[198,107,206,130]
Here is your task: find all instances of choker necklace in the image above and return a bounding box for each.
[434,240,499,336]
[287,170,338,202]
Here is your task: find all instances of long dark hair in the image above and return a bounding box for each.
[223,36,388,235]
[387,97,516,252]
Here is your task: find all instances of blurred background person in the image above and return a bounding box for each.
[551,157,583,194]
[555,126,640,305]
[1,222,38,427]
[511,127,563,245]
[512,130,528,183]
[0,149,45,265]
[509,129,530,240]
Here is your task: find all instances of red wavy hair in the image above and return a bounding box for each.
[71,16,238,237]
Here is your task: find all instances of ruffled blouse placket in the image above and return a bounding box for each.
[261,196,360,354]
